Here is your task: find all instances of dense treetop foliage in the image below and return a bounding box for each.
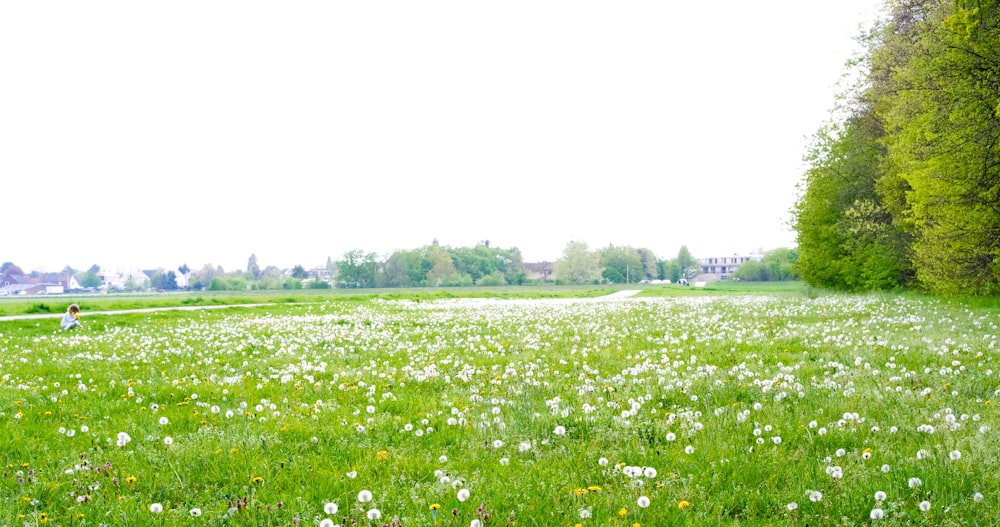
[794,0,1000,294]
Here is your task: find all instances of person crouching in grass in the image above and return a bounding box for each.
[61,303,83,330]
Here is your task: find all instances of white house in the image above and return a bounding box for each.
[99,268,152,290]
[697,253,764,281]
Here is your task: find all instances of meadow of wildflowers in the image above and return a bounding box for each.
[1,293,999,526]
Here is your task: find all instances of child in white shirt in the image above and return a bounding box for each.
[61,304,83,330]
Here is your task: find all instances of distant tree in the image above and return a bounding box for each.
[291,265,309,279]
[178,264,190,275]
[63,265,76,275]
[384,249,429,287]
[208,277,229,291]
[636,248,658,281]
[80,270,102,288]
[426,245,463,286]
[554,241,601,284]
[124,276,148,292]
[260,265,284,281]
[762,248,800,281]
[307,279,332,289]
[733,260,768,281]
[88,264,101,274]
[659,259,682,282]
[600,245,642,284]
[477,271,507,286]
[676,246,699,280]
[282,276,303,289]
[149,269,178,290]
[336,250,379,288]
[246,254,261,281]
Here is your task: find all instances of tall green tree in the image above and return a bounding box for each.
[426,245,468,286]
[676,246,699,280]
[875,0,1000,293]
[246,254,261,281]
[80,270,102,288]
[554,241,600,284]
[794,113,911,290]
[383,249,430,287]
[599,245,643,284]
[336,250,379,288]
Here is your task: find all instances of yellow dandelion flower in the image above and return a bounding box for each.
[125,476,137,484]
[430,503,441,510]
[587,485,602,492]
[574,488,587,496]
[678,500,691,510]
[251,476,263,484]
[377,450,388,460]
[619,508,628,516]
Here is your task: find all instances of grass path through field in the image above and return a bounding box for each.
[0,290,644,322]
[0,302,272,321]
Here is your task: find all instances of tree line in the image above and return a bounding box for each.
[4,242,800,293]
[794,0,1000,294]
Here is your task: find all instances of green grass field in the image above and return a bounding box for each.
[1,288,998,526]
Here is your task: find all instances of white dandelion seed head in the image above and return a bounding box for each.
[870,508,884,520]
[357,490,372,503]
[150,503,163,513]
[919,500,931,512]
[324,502,338,514]
[366,508,381,520]
[457,488,471,502]
[875,491,886,501]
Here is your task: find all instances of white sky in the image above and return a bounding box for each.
[1,1,882,273]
